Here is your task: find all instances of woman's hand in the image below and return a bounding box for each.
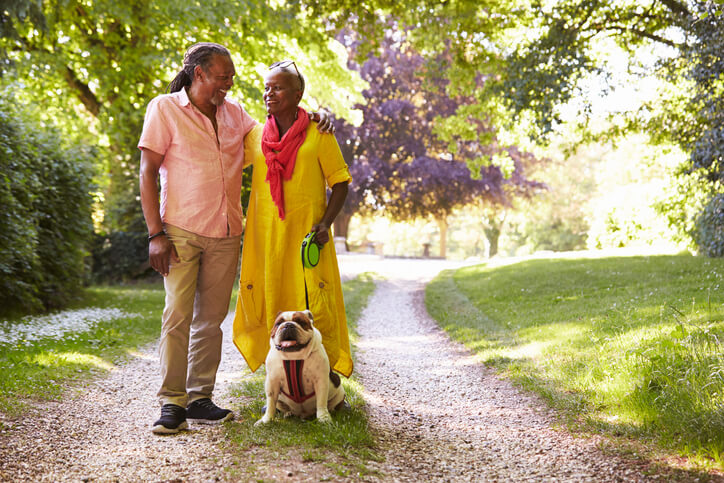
[310,182,348,247]
[310,222,331,245]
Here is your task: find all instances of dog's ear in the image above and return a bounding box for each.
[292,311,313,331]
[304,310,314,324]
[270,312,285,338]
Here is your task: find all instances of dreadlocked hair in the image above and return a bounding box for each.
[167,42,231,93]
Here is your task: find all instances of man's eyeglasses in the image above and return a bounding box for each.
[269,60,304,91]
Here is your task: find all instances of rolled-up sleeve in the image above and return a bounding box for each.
[318,133,352,188]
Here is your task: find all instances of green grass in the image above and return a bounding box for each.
[223,273,380,480]
[427,254,724,469]
[0,283,165,416]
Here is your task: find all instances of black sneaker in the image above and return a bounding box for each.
[186,398,234,424]
[152,404,188,434]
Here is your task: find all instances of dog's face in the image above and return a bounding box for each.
[270,310,315,352]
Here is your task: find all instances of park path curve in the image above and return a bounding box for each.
[0,254,669,481]
[338,256,652,481]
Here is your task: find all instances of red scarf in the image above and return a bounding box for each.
[262,107,310,219]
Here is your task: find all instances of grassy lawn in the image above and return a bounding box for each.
[426,254,724,469]
[222,273,380,480]
[0,282,165,417]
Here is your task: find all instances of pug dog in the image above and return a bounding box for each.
[256,310,346,425]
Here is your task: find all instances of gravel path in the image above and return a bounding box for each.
[0,255,705,481]
[352,266,648,481]
[0,310,246,482]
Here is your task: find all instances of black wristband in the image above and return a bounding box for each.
[148,230,166,241]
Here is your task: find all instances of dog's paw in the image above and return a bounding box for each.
[316,409,332,423]
[254,417,271,426]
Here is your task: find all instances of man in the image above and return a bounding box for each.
[139,43,331,434]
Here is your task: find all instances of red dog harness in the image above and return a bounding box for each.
[281,360,315,404]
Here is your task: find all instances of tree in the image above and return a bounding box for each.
[1,0,362,235]
[336,28,544,257]
[306,0,724,255]
[1,1,365,280]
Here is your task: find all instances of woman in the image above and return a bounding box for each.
[233,61,353,378]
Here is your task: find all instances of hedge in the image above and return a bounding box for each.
[0,96,94,315]
[694,192,724,257]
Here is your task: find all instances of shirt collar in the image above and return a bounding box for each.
[177,87,192,107]
[177,86,226,113]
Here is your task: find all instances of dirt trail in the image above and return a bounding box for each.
[0,310,245,482]
[351,267,649,481]
[0,255,691,481]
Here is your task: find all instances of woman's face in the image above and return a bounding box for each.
[263,69,303,116]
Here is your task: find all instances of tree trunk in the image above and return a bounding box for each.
[436,216,448,259]
[482,204,506,258]
[484,224,500,257]
[332,212,352,251]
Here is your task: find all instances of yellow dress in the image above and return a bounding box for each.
[233,124,354,377]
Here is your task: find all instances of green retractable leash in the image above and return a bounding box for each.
[300,231,322,309]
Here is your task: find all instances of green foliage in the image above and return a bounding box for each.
[656,167,715,251]
[427,254,724,467]
[503,1,723,254]
[587,200,674,251]
[89,231,153,282]
[0,283,165,415]
[0,93,94,315]
[310,0,723,256]
[0,0,362,238]
[694,193,724,257]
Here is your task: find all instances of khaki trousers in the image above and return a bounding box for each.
[158,224,241,407]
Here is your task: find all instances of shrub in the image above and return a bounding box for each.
[90,231,152,282]
[693,193,724,257]
[0,95,94,315]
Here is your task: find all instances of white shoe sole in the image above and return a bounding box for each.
[151,420,189,434]
[187,412,234,425]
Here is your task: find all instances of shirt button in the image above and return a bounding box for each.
[246,284,253,290]
[318,282,324,288]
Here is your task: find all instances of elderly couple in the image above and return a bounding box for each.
[138,42,352,434]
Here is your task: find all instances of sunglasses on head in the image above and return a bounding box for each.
[269,60,304,90]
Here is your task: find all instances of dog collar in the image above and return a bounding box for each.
[275,340,311,352]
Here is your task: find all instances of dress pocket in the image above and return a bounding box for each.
[307,275,334,334]
[240,279,264,326]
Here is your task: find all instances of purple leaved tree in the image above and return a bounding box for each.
[334,27,545,257]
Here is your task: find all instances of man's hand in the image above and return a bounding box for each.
[312,110,335,134]
[310,222,331,245]
[149,235,180,277]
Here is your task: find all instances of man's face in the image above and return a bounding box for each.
[263,69,303,116]
[196,54,235,106]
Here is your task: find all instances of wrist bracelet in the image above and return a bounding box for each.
[148,230,166,241]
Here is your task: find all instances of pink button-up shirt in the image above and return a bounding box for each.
[138,88,257,238]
